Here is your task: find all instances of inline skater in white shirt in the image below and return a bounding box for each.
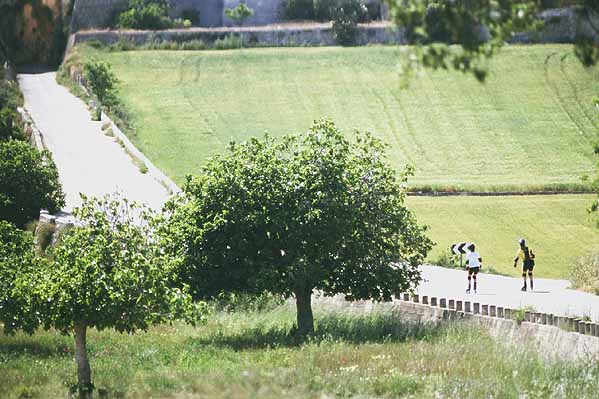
[465,244,482,294]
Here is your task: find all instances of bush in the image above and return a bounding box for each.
[332,0,365,45]
[214,34,244,50]
[0,140,65,227]
[570,253,599,295]
[181,8,199,26]
[224,3,254,26]
[116,0,173,30]
[83,61,119,108]
[0,80,22,111]
[0,108,24,142]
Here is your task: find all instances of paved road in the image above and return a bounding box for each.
[18,72,170,211]
[418,265,599,321]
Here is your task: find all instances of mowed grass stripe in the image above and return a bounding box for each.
[82,45,599,190]
[407,194,599,278]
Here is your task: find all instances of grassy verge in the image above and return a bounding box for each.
[407,194,599,279]
[1,302,598,399]
[71,44,599,191]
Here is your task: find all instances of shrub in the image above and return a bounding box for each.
[0,80,22,110]
[0,108,24,142]
[332,0,365,45]
[224,3,254,26]
[570,252,599,295]
[116,0,173,30]
[214,34,244,50]
[181,9,199,25]
[0,140,65,227]
[83,61,119,108]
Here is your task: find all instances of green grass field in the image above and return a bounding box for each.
[407,194,599,278]
[2,303,598,399]
[79,44,599,191]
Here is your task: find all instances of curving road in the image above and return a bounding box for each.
[18,72,170,211]
[418,265,599,322]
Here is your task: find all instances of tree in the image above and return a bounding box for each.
[161,120,433,336]
[225,3,254,26]
[41,194,204,394]
[0,220,46,335]
[388,0,599,81]
[0,140,65,227]
[83,61,119,108]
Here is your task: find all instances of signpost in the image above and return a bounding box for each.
[451,242,475,267]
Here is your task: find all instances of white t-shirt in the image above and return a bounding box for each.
[466,252,481,268]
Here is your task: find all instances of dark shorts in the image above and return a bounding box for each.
[522,263,534,272]
[468,267,480,275]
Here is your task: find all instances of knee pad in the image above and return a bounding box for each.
[528,271,533,277]
[522,273,526,278]
[468,275,472,280]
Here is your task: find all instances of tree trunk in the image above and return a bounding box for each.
[295,288,314,337]
[74,323,92,394]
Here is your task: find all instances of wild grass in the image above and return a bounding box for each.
[74,44,599,191]
[408,194,599,278]
[1,302,598,398]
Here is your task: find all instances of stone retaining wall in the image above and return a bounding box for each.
[70,23,404,47]
[315,291,599,360]
[391,293,599,360]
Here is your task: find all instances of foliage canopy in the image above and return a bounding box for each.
[0,140,64,227]
[161,120,433,335]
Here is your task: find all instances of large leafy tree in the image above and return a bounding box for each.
[0,140,65,227]
[161,120,433,336]
[389,0,599,81]
[39,194,203,393]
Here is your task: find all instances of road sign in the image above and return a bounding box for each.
[452,242,474,255]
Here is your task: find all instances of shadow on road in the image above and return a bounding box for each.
[17,65,56,74]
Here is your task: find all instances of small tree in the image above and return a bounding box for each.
[162,120,433,336]
[83,61,119,108]
[0,140,65,227]
[42,194,203,394]
[0,107,24,142]
[225,3,254,26]
[0,221,46,335]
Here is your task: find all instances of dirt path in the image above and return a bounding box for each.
[18,72,170,211]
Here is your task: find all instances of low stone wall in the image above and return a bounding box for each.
[70,23,405,48]
[315,292,599,360]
